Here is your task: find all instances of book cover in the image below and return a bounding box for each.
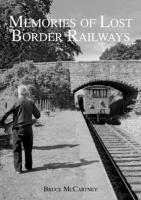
[0,0,141,200]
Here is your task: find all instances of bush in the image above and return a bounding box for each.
[0,61,74,109]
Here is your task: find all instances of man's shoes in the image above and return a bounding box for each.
[15,170,22,174]
[25,165,32,170]
[26,168,32,171]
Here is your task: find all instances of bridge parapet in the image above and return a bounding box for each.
[34,60,141,92]
[67,60,141,92]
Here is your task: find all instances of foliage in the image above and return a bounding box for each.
[0,0,82,69]
[100,39,141,60]
[1,61,74,109]
[124,39,141,60]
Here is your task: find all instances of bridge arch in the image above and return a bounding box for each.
[73,79,139,114]
[73,79,138,97]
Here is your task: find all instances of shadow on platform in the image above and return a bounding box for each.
[33,144,79,150]
[22,159,99,173]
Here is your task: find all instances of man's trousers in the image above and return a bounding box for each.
[13,125,33,172]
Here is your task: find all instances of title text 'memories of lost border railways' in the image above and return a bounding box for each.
[9,16,133,42]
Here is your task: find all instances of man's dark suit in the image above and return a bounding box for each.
[0,97,40,172]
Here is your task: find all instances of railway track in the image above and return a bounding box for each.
[88,120,141,200]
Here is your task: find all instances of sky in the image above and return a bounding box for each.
[49,0,141,61]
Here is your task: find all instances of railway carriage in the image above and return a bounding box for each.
[83,85,111,122]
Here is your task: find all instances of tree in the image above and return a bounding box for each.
[124,39,141,60]
[100,42,129,60]
[0,0,82,69]
[100,39,141,60]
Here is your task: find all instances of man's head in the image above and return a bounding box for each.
[18,85,28,98]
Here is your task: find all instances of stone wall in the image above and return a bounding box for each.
[34,60,141,92]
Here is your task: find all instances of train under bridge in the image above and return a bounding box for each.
[34,60,141,113]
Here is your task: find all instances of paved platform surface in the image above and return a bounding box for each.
[0,111,117,200]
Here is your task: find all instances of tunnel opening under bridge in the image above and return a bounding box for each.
[73,80,138,117]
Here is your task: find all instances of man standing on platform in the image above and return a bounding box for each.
[0,85,41,173]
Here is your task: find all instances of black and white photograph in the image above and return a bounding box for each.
[0,0,141,199]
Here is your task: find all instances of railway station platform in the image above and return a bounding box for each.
[0,110,117,200]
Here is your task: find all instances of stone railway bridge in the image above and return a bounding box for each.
[35,60,141,112]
